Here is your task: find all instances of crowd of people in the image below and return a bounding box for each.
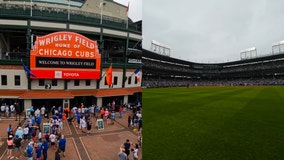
[5,105,68,160]
[118,139,140,160]
[1,103,16,118]
[142,76,284,88]
[143,52,284,89]
[2,101,142,160]
[1,2,125,24]
[118,104,142,160]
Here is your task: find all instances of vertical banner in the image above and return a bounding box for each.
[106,65,113,87]
[30,31,101,79]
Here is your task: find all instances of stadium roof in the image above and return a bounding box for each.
[143,48,284,67]
[34,0,85,7]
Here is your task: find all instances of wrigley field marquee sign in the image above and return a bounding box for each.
[30,31,101,79]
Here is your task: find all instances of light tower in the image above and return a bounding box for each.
[240,47,257,60]
[150,40,171,57]
[272,40,284,54]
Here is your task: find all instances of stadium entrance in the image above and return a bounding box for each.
[102,96,123,111]
[32,99,63,111]
[0,98,24,114]
[70,96,97,108]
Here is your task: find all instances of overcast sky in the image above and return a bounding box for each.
[143,0,284,63]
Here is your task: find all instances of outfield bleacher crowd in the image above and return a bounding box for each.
[142,77,284,88]
[142,48,284,88]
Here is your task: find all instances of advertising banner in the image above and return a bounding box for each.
[30,31,101,79]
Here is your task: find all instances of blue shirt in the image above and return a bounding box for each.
[7,126,11,132]
[76,114,81,120]
[37,142,42,148]
[15,129,24,139]
[58,113,62,119]
[36,147,42,158]
[42,141,49,152]
[26,145,33,158]
[31,117,35,125]
[111,112,115,119]
[58,138,66,148]
[52,115,57,120]
[36,116,42,124]
[95,107,100,113]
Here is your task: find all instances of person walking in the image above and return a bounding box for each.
[1,103,5,116]
[58,135,66,157]
[15,126,24,139]
[128,116,131,128]
[6,135,14,158]
[76,112,81,128]
[95,106,100,119]
[122,139,131,158]
[119,106,123,118]
[7,124,12,138]
[138,118,142,132]
[111,110,116,120]
[99,108,105,119]
[104,109,109,120]
[13,135,22,159]
[42,138,49,160]
[40,106,46,118]
[26,142,34,160]
[86,118,92,135]
[35,144,42,160]
[49,133,57,150]
[55,148,61,160]
[131,143,139,160]
[23,125,29,141]
[118,147,128,160]
[80,117,87,133]
[5,105,10,118]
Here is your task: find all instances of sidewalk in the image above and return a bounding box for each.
[0,110,142,160]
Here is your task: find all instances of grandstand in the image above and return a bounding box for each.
[142,48,284,88]
[0,0,142,112]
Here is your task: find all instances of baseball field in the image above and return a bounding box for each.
[142,86,284,160]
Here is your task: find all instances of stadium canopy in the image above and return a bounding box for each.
[33,0,85,7]
[143,48,284,68]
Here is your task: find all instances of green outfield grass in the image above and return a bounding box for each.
[142,86,284,160]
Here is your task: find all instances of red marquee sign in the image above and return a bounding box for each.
[30,31,101,79]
